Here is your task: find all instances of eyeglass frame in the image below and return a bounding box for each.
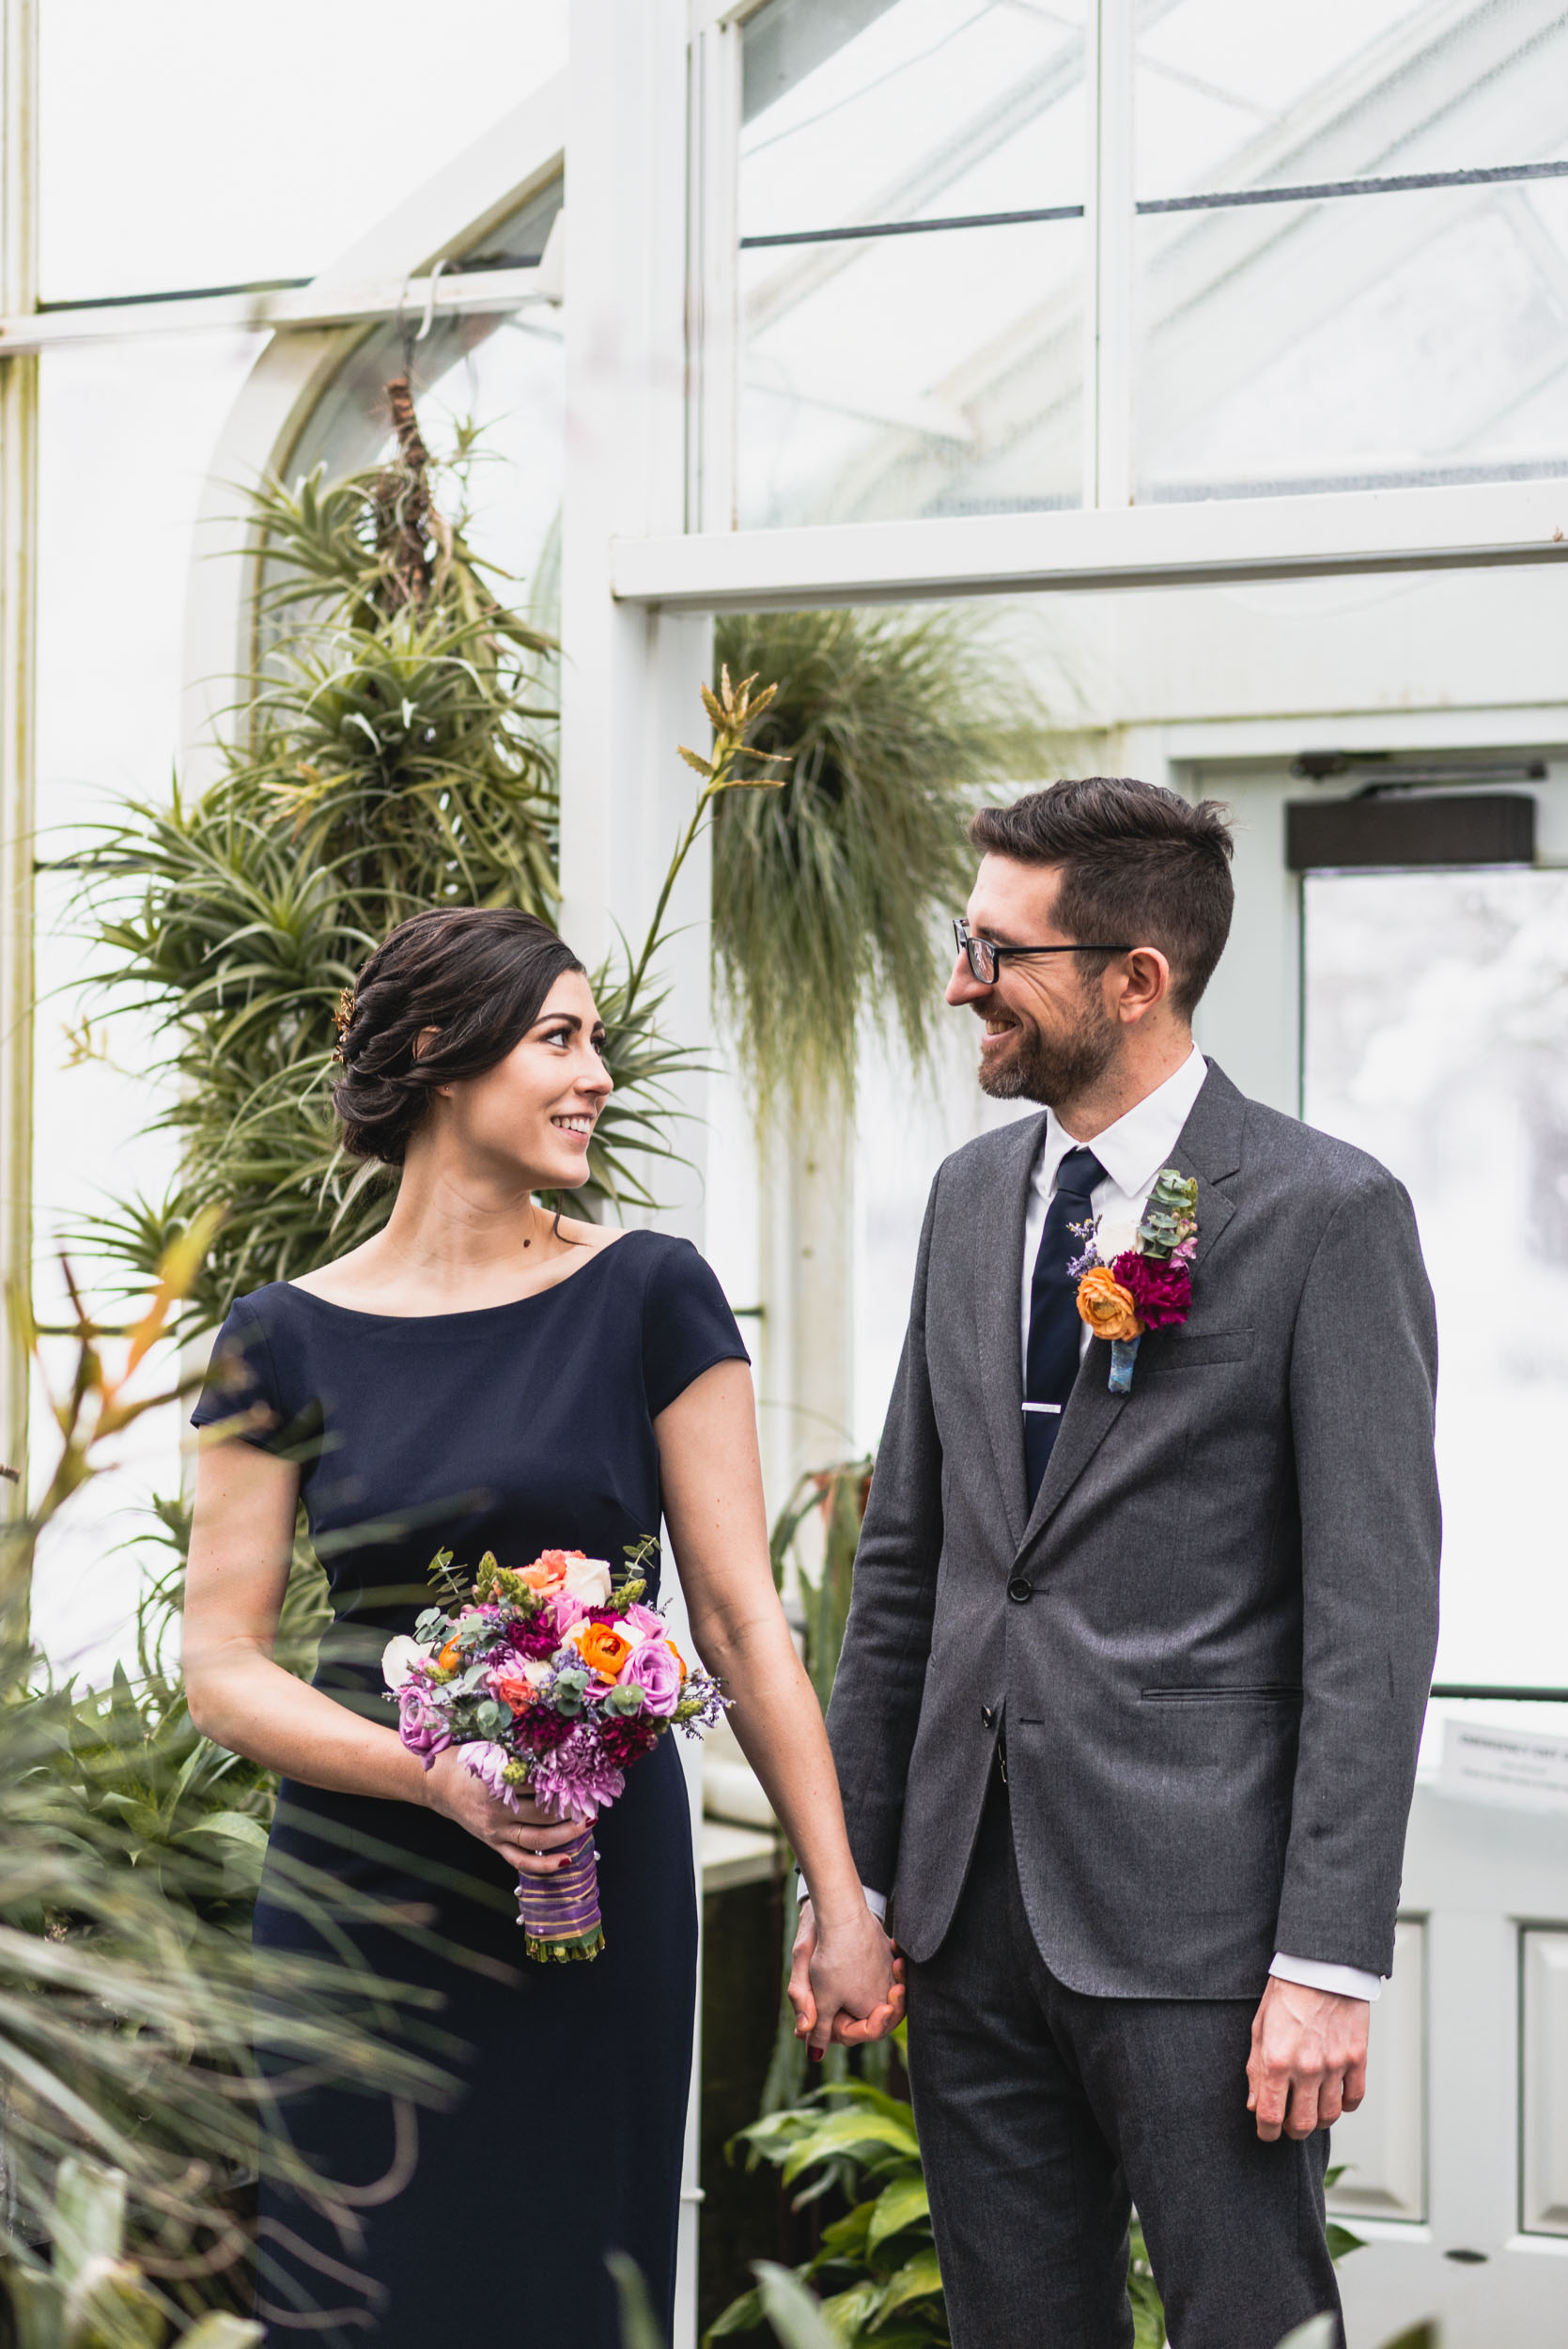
[952,917,1135,987]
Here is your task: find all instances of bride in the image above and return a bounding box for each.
[183,905,900,2345]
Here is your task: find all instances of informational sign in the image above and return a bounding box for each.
[1440,1719,1568,1813]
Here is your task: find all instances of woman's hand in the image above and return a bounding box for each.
[789,1897,907,2060]
[421,1748,585,1877]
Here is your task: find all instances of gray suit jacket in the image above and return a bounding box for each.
[826,1063,1440,1998]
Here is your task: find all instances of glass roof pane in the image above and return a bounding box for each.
[1134,179,1568,499]
[738,0,1087,523]
[740,217,1082,525]
[1136,0,1568,200]
[740,0,1087,241]
[39,1,567,303]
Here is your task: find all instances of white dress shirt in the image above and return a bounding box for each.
[836,1048,1380,2003]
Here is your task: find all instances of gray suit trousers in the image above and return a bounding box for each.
[908,1771,1342,2349]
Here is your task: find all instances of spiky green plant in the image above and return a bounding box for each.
[67,398,711,1332]
[0,1242,455,2329]
[710,606,1056,1110]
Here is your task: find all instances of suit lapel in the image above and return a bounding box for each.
[973,1112,1047,1554]
[1015,1062,1248,1560]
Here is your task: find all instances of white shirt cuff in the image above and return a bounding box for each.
[796,1876,888,1923]
[1270,1952,1382,2002]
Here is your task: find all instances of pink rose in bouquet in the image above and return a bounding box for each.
[398,1685,451,1768]
[621,1639,683,1719]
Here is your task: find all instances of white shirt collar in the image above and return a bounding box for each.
[1032,1044,1208,1206]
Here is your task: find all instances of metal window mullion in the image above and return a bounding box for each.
[690,13,742,532]
[0,0,36,1599]
[1082,0,1134,510]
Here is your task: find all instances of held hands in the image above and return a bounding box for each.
[1247,1976,1370,2140]
[421,1746,584,1878]
[789,1896,907,2061]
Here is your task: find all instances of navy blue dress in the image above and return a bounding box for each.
[191,1231,749,2346]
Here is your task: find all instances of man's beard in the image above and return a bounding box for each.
[977,997,1119,1107]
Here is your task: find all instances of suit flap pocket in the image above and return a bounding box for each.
[1139,1330,1254,1373]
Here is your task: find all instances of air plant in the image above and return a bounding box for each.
[710,605,1059,1112]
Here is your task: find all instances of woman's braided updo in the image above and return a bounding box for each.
[330,907,586,1164]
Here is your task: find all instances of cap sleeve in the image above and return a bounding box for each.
[641,1238,751,1418]
[190,1298,289,1451]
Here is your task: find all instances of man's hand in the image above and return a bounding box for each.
[789,1896,907,2061]
[1247,1976,1370,2141]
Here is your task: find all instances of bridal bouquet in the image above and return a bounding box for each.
[381,1542,727,1961]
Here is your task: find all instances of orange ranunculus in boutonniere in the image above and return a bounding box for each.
[1076,1265,1143,1346]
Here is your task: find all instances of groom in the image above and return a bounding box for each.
[794,778,1440,2347]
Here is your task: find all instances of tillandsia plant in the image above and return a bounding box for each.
[0,1234,453,2333]
[68,397,787,1338]
[709,606,1061,1113]
[67,390,558,1334]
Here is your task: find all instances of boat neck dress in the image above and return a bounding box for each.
[190,1228,749,2347]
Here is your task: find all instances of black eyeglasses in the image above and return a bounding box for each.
[953,918,1133,987]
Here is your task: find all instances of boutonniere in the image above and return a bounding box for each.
[1068,1168,1199,1394]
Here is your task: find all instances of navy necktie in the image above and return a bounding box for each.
[1023,1144,1107,1508]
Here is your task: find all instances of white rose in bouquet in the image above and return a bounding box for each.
[380,1633,430,1691]
[562,1557,613,1606]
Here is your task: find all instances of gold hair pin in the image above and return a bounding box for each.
[331,986,356,1064]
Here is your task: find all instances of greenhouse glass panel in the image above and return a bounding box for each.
[32,331,267,1679]
[1302,865,1568,1691]
[1132,0,1568,496]
[1134,179,1568,499]
[739,218,1082,526]
[39,0,567,302]
[1136,0,1568,199]
[737,0,1086,525]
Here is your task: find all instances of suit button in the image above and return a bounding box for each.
[1007,1577,1033,1605]
[981,1704,997,1730]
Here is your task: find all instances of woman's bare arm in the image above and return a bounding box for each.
[182,1435,580,1876]
[657,1360,902,2050]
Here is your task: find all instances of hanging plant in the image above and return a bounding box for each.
[711,604,1059,1112]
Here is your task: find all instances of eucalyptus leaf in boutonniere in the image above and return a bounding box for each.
[1068,1168,1199,1394]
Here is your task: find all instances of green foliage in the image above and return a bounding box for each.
[760,1460,875,2121]
[0,1252,452,2322]
[710,606,1054,1111]
[609,2248,669,2349]
[707,2062,945,2347]
[769,1460,871,1718]
[69,423,561,1334]
[70,440,796,1335]
[2,2155,263,2348]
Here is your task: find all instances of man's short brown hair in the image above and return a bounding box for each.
[969,776,1234,1020]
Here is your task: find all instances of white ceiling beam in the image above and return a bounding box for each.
[611,478,1568,610]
